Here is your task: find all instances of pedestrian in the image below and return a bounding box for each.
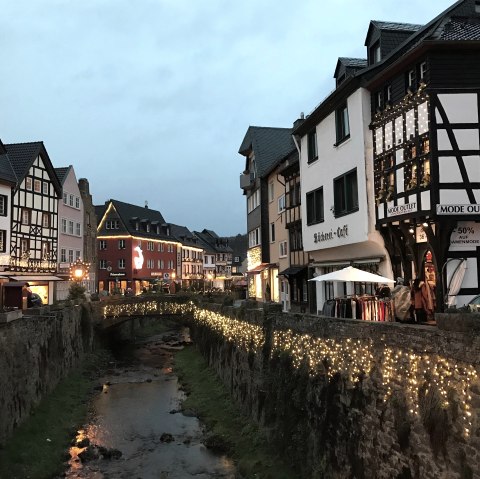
[391,277,411,322]
[24,282,33,308]
[411,278,427,323]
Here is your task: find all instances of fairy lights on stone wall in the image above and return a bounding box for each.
[102,301,479,438]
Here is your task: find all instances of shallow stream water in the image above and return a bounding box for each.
[65,329,236,479]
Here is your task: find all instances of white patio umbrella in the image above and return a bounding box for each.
[309,266,395,284]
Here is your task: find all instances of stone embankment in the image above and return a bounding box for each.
[0,303,98,446]
[189,303,480,479]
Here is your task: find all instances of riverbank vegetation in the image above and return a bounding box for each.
[0,350,111,479]
[174,345,298,479]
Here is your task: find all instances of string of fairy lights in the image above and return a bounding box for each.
[102,301,478,438]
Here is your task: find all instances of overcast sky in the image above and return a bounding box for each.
[1,0,454,236]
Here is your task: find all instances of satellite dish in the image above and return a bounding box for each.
[107,266,112,272]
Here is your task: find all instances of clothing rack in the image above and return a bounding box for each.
[322,295,394,322]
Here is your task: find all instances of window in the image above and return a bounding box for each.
[307,129,318,163]
[34,179,41,193]
[20,239,29,256]
[234,256,240,262]
[334,169,359,217]
[370,41,381,64]
[160,243,164,252]
[26,178,32,190]
[159,259,164,269]
[289,227,303,251]
[278,195,286,214]
[147,241,154,251]
[69,194,74,207]
[61,248,66,263]
[247,189,260,213]
[21,209,30,225]
[0,230,5,252]
[375,91,383,110]
[385,85,392,104]
[75,197,80,209]
[168,260,174,269]
[419,61,427,80]
[476,0,480,13]
[270,222,275,243]
[268,182,274,202]
[41,241,50,259]
[99,259,107,269]
[42,182,48,195]
[118,259,126,269]
[99,240,107,250]
[63,192,68,204]
[61,218,67,233]
[287,181,301,208]
[42,213,50,228]
[407,69,415,89]
[68,220,74,235]
[75,223,81,236]
[75,250,81,260]
[335,104,350,144]
[306,187,324,225]
[279,241,288,258]
[0,195,7,216]
[68,250,74,263]
[118,239,125,249]
[146,223,150,232]
[248,227,261,248]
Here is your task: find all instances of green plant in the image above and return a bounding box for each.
[67,282,86,302]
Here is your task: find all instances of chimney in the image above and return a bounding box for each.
[145,200,148,209]
[293,113,305,130]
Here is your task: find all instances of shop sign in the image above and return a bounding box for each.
[386,202,417,217]
[416,226,428,243]
[109,272,126,278]
[450,222,480,250]
[151,272,163,277]
[437,204,480,215]
[313,225,348,243]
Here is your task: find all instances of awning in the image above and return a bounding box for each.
[9,275,64,282]
[279,266,307,277]
[247,263,271,274]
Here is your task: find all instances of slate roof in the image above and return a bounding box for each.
[169,223,200,247]
[338,57,368,68]
[54,166,70,185]
[439,18,480,40]
[371,20,423,33]
[194,229,233,253]
[238,126,296,179]
[96,199,171,240]
[4,141,62,195]
[0,154,17,184]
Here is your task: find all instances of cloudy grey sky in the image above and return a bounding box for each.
[1,0,454,236]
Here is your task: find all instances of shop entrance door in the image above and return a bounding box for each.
[281,280,290,311]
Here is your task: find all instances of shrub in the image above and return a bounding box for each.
[67,282,86,302]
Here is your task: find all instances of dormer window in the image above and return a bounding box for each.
[385,85,392,104]
[375,91,383,110]
[419,61,427,80]
[370,42,381,65]
[407,69,416,90]
[337,73,346,86]
[476,1,480,13]
[146,223,150,232]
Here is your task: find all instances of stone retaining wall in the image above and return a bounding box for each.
[0,303,98,446]
[189,304,480,479]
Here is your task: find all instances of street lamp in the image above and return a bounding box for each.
[69,259,90,282]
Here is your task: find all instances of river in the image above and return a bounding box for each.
[64,328,236,479]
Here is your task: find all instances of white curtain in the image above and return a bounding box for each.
[447,259,467,307]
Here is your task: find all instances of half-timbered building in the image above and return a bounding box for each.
[368,0,480,309]
[2,141,62,304]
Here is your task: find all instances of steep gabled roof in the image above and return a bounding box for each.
[238,126,296,178]
[334,57,368,79]
[0,154,17,185]
[54,166,71,185]
[4,141,62,195]
[96,199,172,240]
[194,229,233,253]
[365,20,423,46]
[438,17,480,40]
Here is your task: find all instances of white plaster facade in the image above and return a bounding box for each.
[299,88,391,312]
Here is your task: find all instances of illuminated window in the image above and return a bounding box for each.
[41,241,50,259]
